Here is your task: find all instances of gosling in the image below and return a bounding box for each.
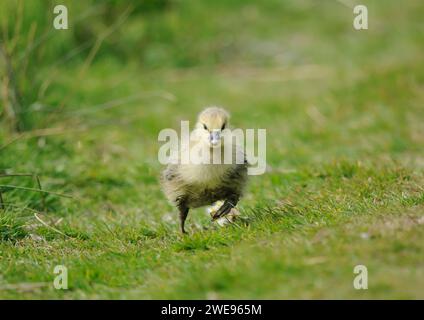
[161,107,248,233]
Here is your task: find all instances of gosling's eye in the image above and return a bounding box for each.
[203,124,208,130]
[221,123,226,130]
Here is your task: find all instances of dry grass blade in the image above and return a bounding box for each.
[0,184,73,199]
[33,212,71,239]
[0,173,46,209]
[17,3,106,61]
[37,40,93,100]
[57,5,135,113]
[68,90,175,116]
[335,0,354,8]
[0,126,86,151]
[0,190,4,210]
[0,282,50,292]
[1,202,74,239]
[0,43,23,131]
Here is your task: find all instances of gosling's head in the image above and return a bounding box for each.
[195,107,230,147]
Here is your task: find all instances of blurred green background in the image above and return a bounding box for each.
[0,0,423,299]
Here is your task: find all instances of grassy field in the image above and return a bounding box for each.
[0,0,423,299]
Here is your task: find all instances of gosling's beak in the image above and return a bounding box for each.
[209,130,221,146]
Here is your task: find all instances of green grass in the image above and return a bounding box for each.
[0,0,423,299]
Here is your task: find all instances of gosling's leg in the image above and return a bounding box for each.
[212,196,239,220]
[178,205,189,234]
